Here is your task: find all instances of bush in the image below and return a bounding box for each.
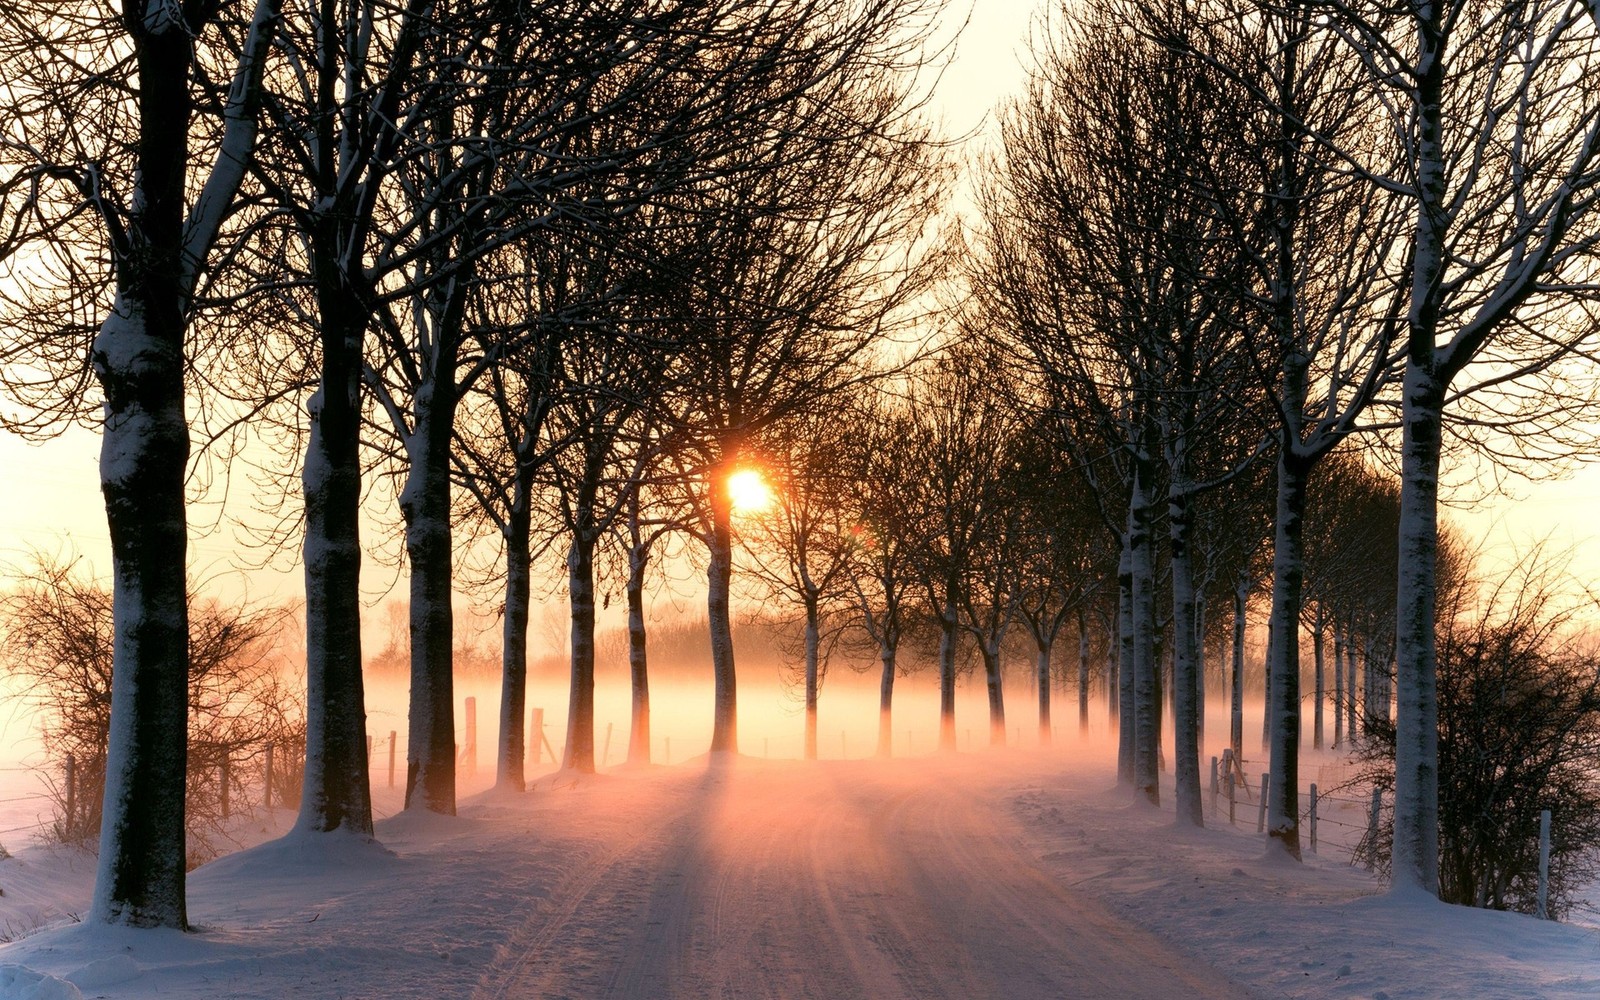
[1350,554,1600,918]
[0,557,305,866]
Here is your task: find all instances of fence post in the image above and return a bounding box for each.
[220,753,231,820]
[264,743,274,809]
[1537,809,1552,919]
[530,708,544,766]
[388,731,396,789]
[1367,787,1382,870]
[1223,749,1236,825]
[465,697,477,775]
[1309,783,1318,854]
[1209,755,1219,802]
[1256,773,1270,834]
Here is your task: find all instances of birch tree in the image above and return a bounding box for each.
[1319,0,1600,894]
[0,0,278,928]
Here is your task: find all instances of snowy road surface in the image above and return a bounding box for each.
[471,759,1249,1000]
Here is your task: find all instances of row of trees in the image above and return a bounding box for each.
[1,0,1596,931]
[966,0,1600,891]
[0,0,946,928]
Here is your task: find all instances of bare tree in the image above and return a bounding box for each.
[1313,0,1600,894]
[0,0,278,927]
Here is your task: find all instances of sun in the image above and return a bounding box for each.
[727,468,774,514]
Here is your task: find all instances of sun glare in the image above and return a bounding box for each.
[727,469,774,514]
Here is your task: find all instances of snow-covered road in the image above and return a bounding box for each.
[473,759,1248,1000]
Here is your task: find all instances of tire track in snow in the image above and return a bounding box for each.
[474,758,1255,1000]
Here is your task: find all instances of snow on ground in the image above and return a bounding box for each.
[0,748,1591,999]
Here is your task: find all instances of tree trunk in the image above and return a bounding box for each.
[876,638,895,758]
[564,530,598,773]
[297,281,373,837]
[1169,487,1202,827]
[984,637,1006,747]
[496,499,531,790]
[1231,577,1247,760]
[1266,451,1309,859]
[92,293,192,928]
[938,595,958,752]
[1036,639,1052,745]
[1195,593,1207,752]
[627,541,651,766]
[401,409,457,815]
[707,467,739,755]
[804,597,820,760]
[1332,621,1344,748]
[1130,472,1160,806]
[1117,532,1135,784]
[1078,607,1091,735]
[1312,603,1326,750]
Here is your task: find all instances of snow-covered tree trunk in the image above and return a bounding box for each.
[298,294,373,837]
[1169,486,1202,827]
[1393,367,1445,894]
[804,595,821,760]
[707,466,739,755]
[92,293,192,928]
[876,638,895,758]
[401,401,457,814]
[496,498,532,791]
[627,539,652,766]
[1266,452,1310,859]
[1117,533,1136,784]
[937,594,958,752]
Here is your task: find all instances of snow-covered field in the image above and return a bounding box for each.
[0,735,1592,999]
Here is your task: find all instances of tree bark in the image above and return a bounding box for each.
[564,531,598,773]
[1169,487,1202,827]
[804,597,820,760]
[937,594,958,752]
[983,637,1006,747]
[1078,607,1091,735]
[1117,532,1136,784]
[876,639,895,758]
[707,465,739,755]
[401,400,457,814]
[1392,373,1443,895]
[1266,451,1309,859]
[627,539,652,766]
[1035,639,1052,745]
[496,499,531,790]
[1130,469,1160,806]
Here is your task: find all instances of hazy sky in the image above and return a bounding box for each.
[1,0,1596,610]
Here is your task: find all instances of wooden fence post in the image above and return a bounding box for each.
[1256,773,1270,833]
[1223,749,1236,825]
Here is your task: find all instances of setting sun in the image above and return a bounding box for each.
[727,468,774,513]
